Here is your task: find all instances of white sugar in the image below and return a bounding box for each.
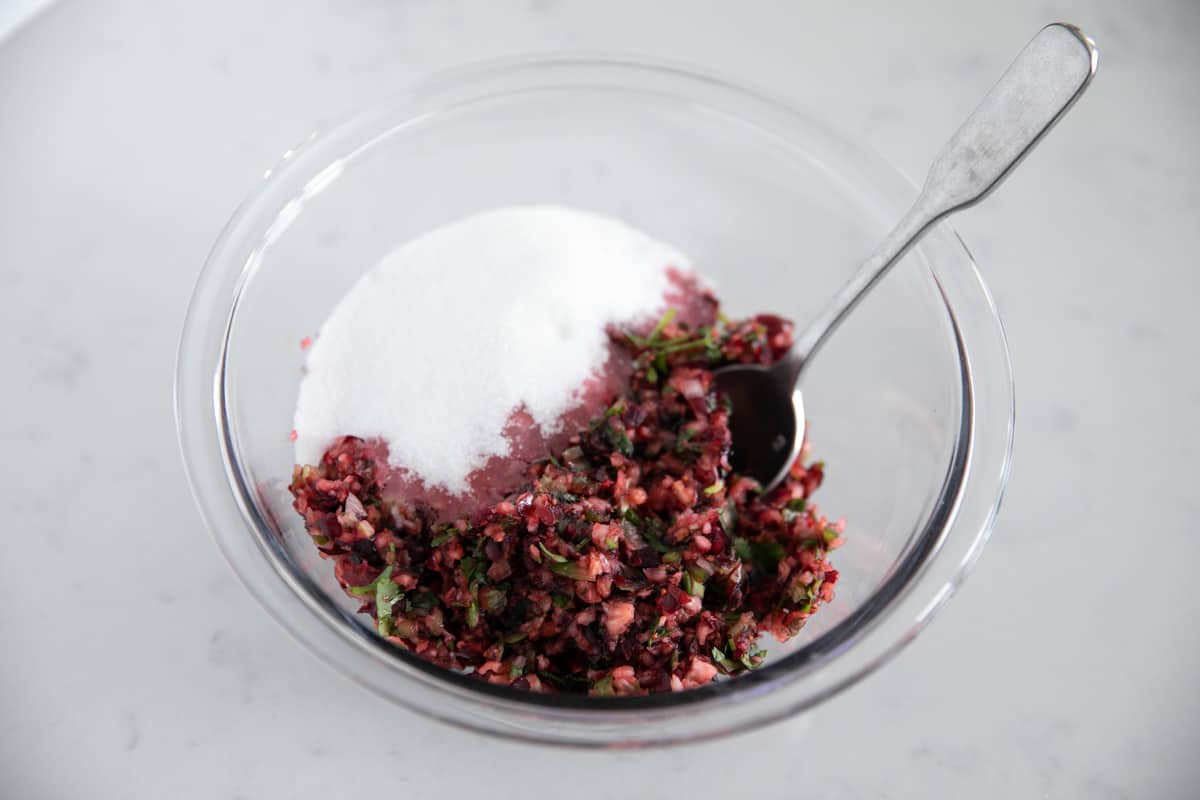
[293,206,688,493]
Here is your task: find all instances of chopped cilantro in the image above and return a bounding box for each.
[549,559,592,581]
[408,591,438,615]
[710,646,739,674]
[465,599,479,628]
[718,501,738,533]
[375,569,404,635]
[640,522,675,554]
[460,556,487,587]
[538,542,567,563]
[430,528,458,547]
[648,308,678,342]
[740,644,766,671]
[591,675,615,696]
[605,422,635,457]
[622,329,649,348]
[348,565,392,597]
[733,537,785,572]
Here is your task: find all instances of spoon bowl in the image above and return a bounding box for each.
[715,361,805,490]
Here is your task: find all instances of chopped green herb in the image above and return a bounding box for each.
[591,675,615,696]
[680,571,705,598]
[703,479,725,496]
[430,528,458,547]
[538,542,568,563]
[733,537,786,572]
[408,591,438,615]
[647,624,672,646]
[460,556,487,587]
[710,646,739,674]
[733,537,752,562]
[539,671,589,690]
[605,422,635,457]
[465,599,479,628]
[375,568,404,635]
[549,559,592,581]
[622,329,649,348]
[786,497,808,512]
[717,501,737,533]
[641,523,675,554]
[650,308,678,340]
[551,593,572,609]
[740,643,766,671]
[348,565,392,597]
[657,338,708,356]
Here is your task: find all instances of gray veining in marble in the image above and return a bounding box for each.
[1,0,1197,797]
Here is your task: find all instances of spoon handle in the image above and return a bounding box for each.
[788,23,1097,375]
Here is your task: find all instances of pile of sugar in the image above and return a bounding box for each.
[293,205,689,494]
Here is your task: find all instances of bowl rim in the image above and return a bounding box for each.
[175,54,1014,746]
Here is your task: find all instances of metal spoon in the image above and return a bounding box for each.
[715,22,1097,491]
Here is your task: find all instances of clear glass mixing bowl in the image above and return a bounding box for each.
[175,57,1013,747]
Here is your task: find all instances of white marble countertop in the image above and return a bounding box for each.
[2,0,1197,797]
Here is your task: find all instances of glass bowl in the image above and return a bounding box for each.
[175,57,1012,747]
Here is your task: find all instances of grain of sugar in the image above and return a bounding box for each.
[293,206,688,493]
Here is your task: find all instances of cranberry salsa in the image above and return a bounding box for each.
[289,289,844,697]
